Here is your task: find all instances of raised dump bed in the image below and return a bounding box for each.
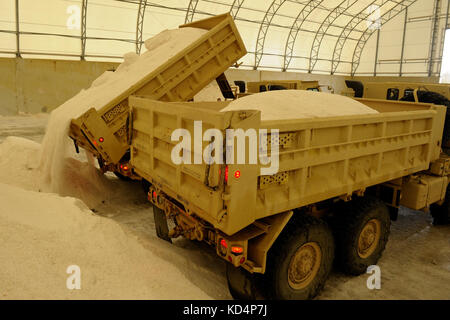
[129,93,449,299]
[69,13,246,170]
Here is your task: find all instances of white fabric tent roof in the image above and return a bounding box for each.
[0,0,447,76]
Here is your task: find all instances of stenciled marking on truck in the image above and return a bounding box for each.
[171,121,280,176]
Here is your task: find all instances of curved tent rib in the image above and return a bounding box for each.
[0,0,442,76]
[350,0,417,76]
[282,0,325,72]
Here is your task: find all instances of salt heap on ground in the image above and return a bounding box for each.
[0,182,212,299]
[39,27,208,199]
[221,90,378,121]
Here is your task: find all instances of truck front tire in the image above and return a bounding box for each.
[332,197,390,275]
[265,214,334,300]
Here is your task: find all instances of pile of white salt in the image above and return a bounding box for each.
[221,90,379,121]
[39,27,208,197]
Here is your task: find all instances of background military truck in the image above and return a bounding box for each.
[345,80,450,101]
[68,14,246,179]
[233,80,330,98]
[128,94,449,300]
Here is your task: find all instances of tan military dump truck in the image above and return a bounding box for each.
[233,80,329,99]
[128,94,449,300]
[247,80,322,93]
[68,14,246,179]
[344,80,450,101]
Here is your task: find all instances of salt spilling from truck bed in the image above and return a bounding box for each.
[221,90,379,121]
[39,27,208,199]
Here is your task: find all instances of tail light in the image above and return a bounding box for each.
[218,238,228,256]
[231,246,243,255]
[220,238,228,249]
[224,166,229,184]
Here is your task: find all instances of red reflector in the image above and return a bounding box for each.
[220,238,228,249]
[99,137,104,143]
[152,191,157,199]
[225,166,229,184]
[239,257,245,264]
[234,170,241,179]
[228,256,232,262]
[231,246,243,254]
[120,164,123,169]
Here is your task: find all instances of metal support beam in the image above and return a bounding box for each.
[374,28,380,76]
[254,0,286,69]
[307,0,358,73]
[428,0,442,76]
[332,0,383,75]
[81,0,88,60]
[351,0,416,76]
[15,0,20,58]
[436,0,450,74]
[136,0,147,54]
[282,0,324,72]
[229,0,245,19]
[399,7,408,76]
[447,0,450,28]
[185,0,200,24]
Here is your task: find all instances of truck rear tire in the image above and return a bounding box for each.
[332,197,390,275]
[265,214,334,300]
[430,185,450,225]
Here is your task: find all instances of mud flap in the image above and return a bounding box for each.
[153,206,172,243]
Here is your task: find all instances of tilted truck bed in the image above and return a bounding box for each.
[69,13,246,166]
[130,96,446,237]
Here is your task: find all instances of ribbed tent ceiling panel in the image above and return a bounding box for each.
[0,0,444,75]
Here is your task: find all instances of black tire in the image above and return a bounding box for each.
[265,214,334,300]
[332,197,390,275]
[430,185,450,225]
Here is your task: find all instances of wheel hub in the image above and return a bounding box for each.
[358,219,381,259]
[288,242,321,290]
